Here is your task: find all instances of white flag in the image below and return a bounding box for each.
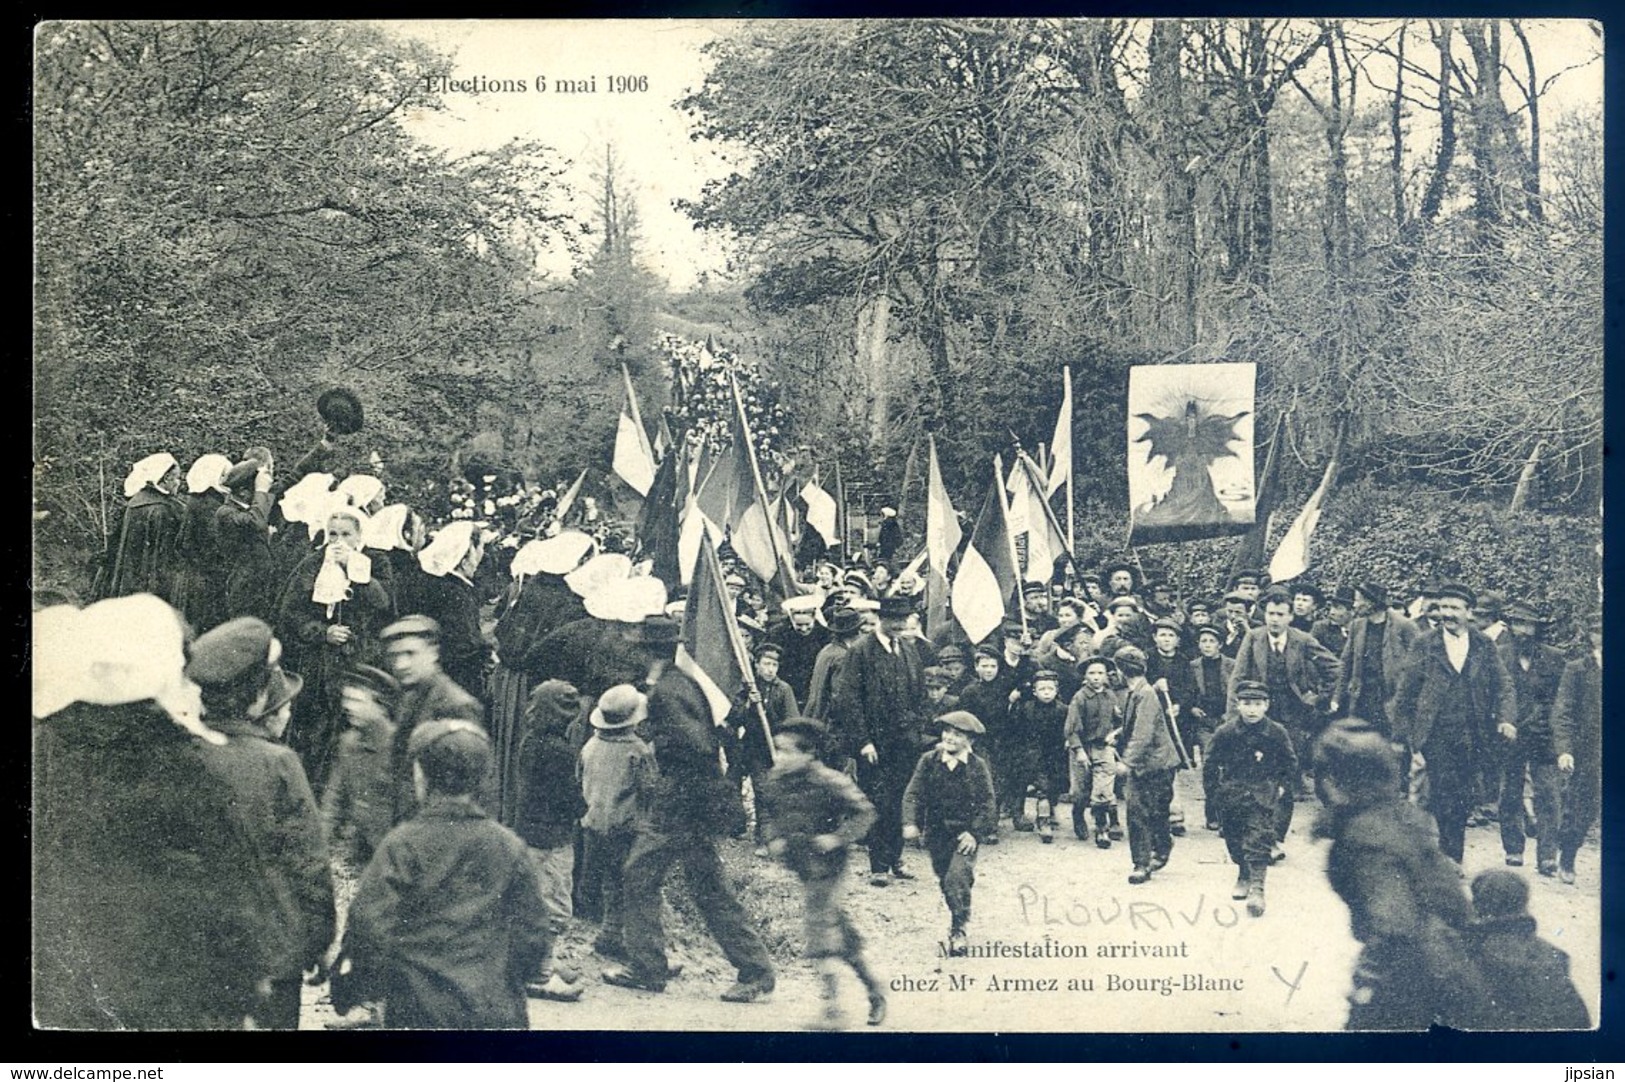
[801,479,838,546]
[612,366,656,497]
[1047,366,1072,497]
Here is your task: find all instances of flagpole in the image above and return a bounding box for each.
[994,453,1029,641]
[1063,367,1075,555]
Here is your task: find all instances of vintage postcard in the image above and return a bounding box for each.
[32,18,1602,1037]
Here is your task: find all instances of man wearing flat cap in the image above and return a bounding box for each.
[1390,582,1518,863]
[190,617,335,1030]
[831,592,932,886]
[1493,602,1568,874]
[382,615,485,825]
[1330,582,1420,735]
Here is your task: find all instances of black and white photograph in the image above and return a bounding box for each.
[31,18,1603,1037]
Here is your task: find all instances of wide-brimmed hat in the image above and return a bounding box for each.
[629,613,682,646]
[185,617,279,689]
[591,684,648,731]
[827,607,862,635]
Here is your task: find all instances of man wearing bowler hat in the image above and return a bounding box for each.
[602,614,777,1002]
[1390,582,1518,863]
[832,592,931,886]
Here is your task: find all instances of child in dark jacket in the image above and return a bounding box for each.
[577,684,657,964]
[1203,681,1297,917]
[336,719,551,1029]
[512,679,588,1002]
[1005,669,1070,842]
[902,710,998,958]
[1467,870,1591,1029]
[758,717,886,1030]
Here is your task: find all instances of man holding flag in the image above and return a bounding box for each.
[601,541,777,1003]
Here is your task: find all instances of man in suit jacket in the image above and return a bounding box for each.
[1331,582,1421,736]
[1493,603,1569,874]
[1227,587,1341,781]
[1390,582,1517,863]
[831,594,932,885]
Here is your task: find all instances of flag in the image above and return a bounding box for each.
[654,410,674,460]
[1268,451,1339,585]
[725,372,797,595]
[695,435,750,528]
[924,565,953,643]
[675,531,754,727]
[554,469,587,524]
[925,435,962,578]
[801,477,838,546]
[1011,451,1070,584]
[1128,362,1257,544]
[1046,366,1072,497]
[636,441,683,586]
[1231,411,1286,576]
[613,365,657,497]
[733,492,798,594]
[951,460,1020,644]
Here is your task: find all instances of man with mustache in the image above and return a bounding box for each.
[1390,582,1518,864]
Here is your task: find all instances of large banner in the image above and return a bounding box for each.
[1128,362,1257,544]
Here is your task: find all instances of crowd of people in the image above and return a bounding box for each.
[31,446,1598,1032]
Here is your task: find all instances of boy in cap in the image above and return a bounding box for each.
[322,664,401,869]
[922,666,961,742]
[955,642,1018,840]
[336,719,551,1030]
[728,641,800,856]
[902,711,997,957]
[1203,681,1298,916]
[1065,655,1123,846]
[190,616,335,1030]
[1007,669,1070,843]
[935,644,970,693]
[512,680,589,1002]
[1467,869,1591,1029]
[757,717,887,1030]
[1114,645,1181,884]
[578,684,657,963]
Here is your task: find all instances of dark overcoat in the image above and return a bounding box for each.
[97,487,185,603]
[34,704,274,1029]
[342,799,550,1030]
[1333,613,1421,728]
[1226,625,1341,718]
[197,718,336,980]
[1320,798,1497,1031]
[1390,627,1516,757]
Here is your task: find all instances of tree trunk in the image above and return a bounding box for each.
[1509,439,1547,514]
[857,293,892,449]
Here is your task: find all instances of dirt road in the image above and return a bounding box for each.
[305,772,1601,1034]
